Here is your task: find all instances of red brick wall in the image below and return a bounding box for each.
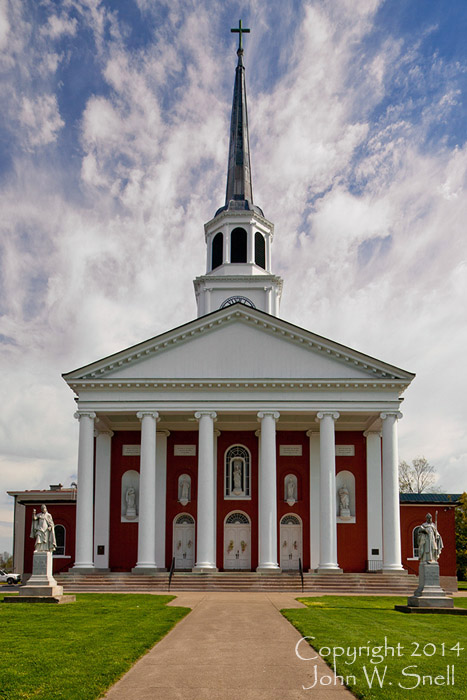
[336,432,368,572]
[108,431,139,570]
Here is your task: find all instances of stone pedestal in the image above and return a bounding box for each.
[407,562,454,608]
[4,552,75,604]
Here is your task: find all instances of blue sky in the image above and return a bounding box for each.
[0,0,466,554]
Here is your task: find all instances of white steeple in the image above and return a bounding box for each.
[193,21,283,317]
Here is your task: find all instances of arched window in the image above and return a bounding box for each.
[413,526,421,558]
[54,524,65,556]
[225,445,250,498]
[175,513,195,525]
[225,512,250,525]
[230,227,247,263]
[211,232,223,270]
[255,232,266,269]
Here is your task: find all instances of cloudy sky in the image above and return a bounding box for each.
[1,0,466,554]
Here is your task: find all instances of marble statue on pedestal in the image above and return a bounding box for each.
[338,485,351,518]
[402,512,453,610]
[125,487,137,519]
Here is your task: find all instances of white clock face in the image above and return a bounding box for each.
[220,296,256,309]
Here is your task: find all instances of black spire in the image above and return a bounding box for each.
[216,21,263,217]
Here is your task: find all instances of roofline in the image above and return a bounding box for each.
[62,303,416,382]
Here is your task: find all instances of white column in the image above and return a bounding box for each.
[94,429,113,569]
[205,288,212,314]
[307,430,321,571]
[224,230,231,263]
[257,411,280,571]
[381,412,404,571]
[247,229,254,263]
[155,430,169,570]
[365,430,383,568]
[316,411,341,572]
[73,411,96,570]
[133,411,159,572]
[193,411,218,571]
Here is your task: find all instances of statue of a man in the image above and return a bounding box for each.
[418,513,443,562]
[338,486,350,514]
[30,504,56,552]
[125,487,137,519]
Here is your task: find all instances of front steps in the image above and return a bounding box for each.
[56,571,417,595]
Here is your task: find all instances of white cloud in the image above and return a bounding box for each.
[40,13,77,39]
[19,94,64,148]
[0,0,10,51]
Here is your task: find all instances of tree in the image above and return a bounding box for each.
[455,493,467,581]
[399,456,440,493]
[0,551,12,569]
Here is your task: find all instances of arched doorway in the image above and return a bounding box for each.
[280,514,302,570]
[173,514,195,569]
[224,511,251,570]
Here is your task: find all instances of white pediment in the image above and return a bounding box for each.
[63,305,414,385]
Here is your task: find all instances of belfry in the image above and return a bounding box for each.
[14,23,448,585]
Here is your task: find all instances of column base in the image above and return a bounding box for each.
[71,566,98,574]
[317,566,343,574]
[382,567,407,574]
[131,566,161,574]
[256,566,282,574]
[192,566,219,573]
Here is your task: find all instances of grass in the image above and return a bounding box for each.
[457,581,467,590]
[282,596,467,700]
[0,592,189,700]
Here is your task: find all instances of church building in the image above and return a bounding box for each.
[12,24,450,583]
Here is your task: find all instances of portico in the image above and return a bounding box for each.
[66,314,411,576]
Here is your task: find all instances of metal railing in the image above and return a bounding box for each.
[298,557,304,593]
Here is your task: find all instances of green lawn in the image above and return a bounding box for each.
[0,593,189,700]
[457,581,467,590]
[282,596,467,700]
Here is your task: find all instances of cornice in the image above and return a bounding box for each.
[67,378,410,394]
[203,207,274,233]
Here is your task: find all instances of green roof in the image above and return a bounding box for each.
[400,493,462,504]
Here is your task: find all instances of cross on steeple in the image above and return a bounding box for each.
[231,19,250,52]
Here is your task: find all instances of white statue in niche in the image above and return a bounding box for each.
[338,485,351,518]
[285,475,297,506]
[232,459,243,496]
[178,474,191,506]
[125,487,137,520]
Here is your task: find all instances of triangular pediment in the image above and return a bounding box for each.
[63,305,414,384]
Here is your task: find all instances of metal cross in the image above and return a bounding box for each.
[231,19,250,52]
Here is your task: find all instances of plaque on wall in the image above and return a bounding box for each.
[122,445,141,456]
[174,445,197,456]
[336,445,355,456]
[279,445,302,456]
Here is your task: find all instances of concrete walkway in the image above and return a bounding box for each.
[103,592,355,700]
